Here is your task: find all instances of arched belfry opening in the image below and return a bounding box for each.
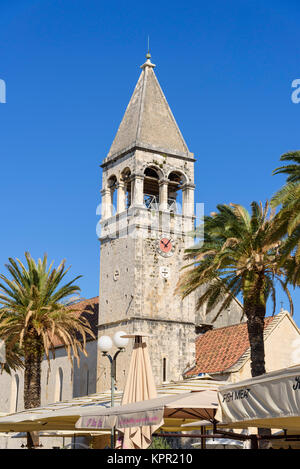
[168,171,185,213]
[107,175,117,216]
[143,167,160,210]
[55,367,64,402]
[121,168,132,209]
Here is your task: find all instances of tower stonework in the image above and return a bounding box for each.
[97,55,196,392]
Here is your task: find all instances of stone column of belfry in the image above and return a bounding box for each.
[182,183,195,217]
[116,181,126,214]
[182,183,195,239]
[159,179,169,211]
[131,173,144,206]
[159,179,171,236]
[100,187,112,219]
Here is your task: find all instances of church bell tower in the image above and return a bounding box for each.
[97,54,196,391]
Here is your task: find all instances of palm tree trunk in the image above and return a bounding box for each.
[24,353,42,409]
[24,334,43,449]
[245,292,271,448]
[244,273,267,378]
[246,312,266,377]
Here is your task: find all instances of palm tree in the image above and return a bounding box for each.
[176,201,292,377]
[271,151,300,285]
[0,252,94,414]
[272,151,300,183]
[1,337,24,374]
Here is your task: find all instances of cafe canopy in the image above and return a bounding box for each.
[0,376,222,433]
[75,389,218,431]
[216,365,300,431]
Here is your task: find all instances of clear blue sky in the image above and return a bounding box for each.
[1,0,300,321]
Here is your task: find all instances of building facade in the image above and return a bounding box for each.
[185,309,300,383]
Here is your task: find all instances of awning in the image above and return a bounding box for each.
[12,430,110,438]
[76,390,218,430]
[0,377,222,433]
[216,365,300,431]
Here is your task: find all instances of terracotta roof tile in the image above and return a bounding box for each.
[52,296,99,348]
[185,316,275,376]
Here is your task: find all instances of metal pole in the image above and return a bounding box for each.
[102,353,114,449]
[111,349,123,449]
[103,349,123,449]
[111,359,115,449]
[201,426,206,449]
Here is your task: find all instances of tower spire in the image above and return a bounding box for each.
[105,51,192,161]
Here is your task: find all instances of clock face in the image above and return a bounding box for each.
[156,237,176,257]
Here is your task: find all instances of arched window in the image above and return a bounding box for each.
[162,358,167,382]
[144,167,160,210]
[107,175,118,216]
[80,363,90,396]
[168,171,186,213]
[10,374,19,413]
[55,367,64,402]
[121,168,132,209]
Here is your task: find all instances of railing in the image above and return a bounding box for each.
[143,194,180,213]
[168,198,178,213]
[144,194,159,210]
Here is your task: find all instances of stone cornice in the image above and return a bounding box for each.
[101,143,196,168]
[97,316,195,328]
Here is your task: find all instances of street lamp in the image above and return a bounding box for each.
[98,331,129,448]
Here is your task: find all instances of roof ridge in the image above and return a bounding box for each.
[196,314,275,337]
[186,314,282,377]
[135,63,147,142]
[72,296,99,303]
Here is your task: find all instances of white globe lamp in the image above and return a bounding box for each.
[98,335,113,353]
[113,331,129,349]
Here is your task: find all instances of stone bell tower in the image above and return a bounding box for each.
[97,53,196,392]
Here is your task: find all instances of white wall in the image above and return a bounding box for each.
[0,340,97,449]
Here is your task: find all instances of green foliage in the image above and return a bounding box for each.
[176,201,293,376]
[149,437,172,449]
[271,151,300,285]
[0,252,94,371]
[272,151,300,184]
[177,201,292,319]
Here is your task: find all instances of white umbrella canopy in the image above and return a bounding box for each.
[75,390,219,432]
[12,430,110,438]
[216,365,300,431]
[0,377,222,434]
[0,401,114,432]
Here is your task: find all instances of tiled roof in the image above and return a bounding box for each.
[185,316,275,376]
[52,296,99,348]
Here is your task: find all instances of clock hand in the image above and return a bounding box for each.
[165,240,171,247]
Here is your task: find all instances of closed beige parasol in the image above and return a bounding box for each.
[116,334,158,449]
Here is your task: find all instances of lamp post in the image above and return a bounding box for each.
[98,331,129,448]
